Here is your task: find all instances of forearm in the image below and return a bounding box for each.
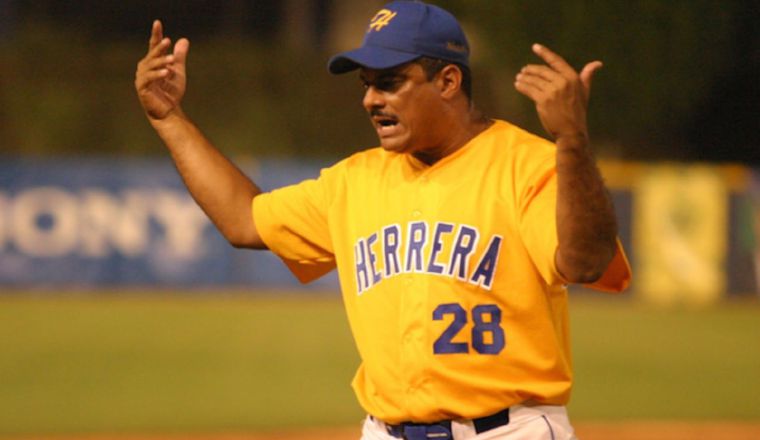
[555,135,617,283]
[150,109,266,249]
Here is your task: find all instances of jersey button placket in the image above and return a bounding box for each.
[399,275,426,408]
[399,171,430,408]
[408,170,429,222]
[405,171,438,413]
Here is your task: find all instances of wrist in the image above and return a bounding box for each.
[148,108,186,129]
[555,132,589,150]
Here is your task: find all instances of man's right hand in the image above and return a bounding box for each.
[135,20,189,121]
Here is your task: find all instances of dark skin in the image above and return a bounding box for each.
[359,62,490,165]
[357,47,615,282]
[134,21,264,249]
[135,21,615,283]
[515,44,616,282]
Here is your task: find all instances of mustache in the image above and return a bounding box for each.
[369,109,397,119]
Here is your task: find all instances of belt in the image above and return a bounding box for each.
[383,408,510,440]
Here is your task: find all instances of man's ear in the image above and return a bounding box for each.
[437,64,463,99]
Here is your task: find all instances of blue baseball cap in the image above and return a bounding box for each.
[327,1,470,74]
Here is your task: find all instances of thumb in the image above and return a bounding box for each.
[579,60,603,99]
[173,38,190,66]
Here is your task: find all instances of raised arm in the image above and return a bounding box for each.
[135,20,266,249]
[514,43,616,283]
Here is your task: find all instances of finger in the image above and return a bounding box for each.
[532,43,575,77]
[520,64,564,83]
[149,20,163,50]
[514,77,544,102]
[140,54,175,73]
[515,71,549,93]
[135,68,170,90]
[579,61,603,98]
[172,38,190,67]
[146,37,172,60]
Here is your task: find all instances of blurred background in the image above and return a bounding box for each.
[0,0,759,438]
[1,0,758,159]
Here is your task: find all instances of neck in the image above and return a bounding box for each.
[412,107,491,165]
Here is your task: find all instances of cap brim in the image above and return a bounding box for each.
[328,46,421,74]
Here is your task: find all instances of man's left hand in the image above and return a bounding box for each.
[514,44,602,144]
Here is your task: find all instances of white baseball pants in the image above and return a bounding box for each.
[361,404,579,440]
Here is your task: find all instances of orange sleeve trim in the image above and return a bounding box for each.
[585,238,632,293]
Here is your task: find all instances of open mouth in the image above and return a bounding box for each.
[378,118,397,127]
[372,115,399,133]
[369,110,400,138]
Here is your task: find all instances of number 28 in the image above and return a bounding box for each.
[433,303,506,355]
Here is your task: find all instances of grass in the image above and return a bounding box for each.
[569,297,760,421]
[0,292,362,436]
[0,292,758,436]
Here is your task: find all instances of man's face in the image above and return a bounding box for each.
[359,62,444,155]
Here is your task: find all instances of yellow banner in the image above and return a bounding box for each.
[634,165,727,305]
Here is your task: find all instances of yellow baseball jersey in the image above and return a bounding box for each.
[252,119,631,423]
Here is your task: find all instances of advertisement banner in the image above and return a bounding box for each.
[0,157,338,289]
[633,165,728,305]
[742,171,760,296]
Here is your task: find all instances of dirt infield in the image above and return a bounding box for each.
[16,422,760,440]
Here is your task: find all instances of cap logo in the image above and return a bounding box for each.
[368,9,397,32]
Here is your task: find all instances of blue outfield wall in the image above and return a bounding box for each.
[0,157,338,289]
[0,157,757,296]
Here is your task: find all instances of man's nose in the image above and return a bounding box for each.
[362,86,385,110]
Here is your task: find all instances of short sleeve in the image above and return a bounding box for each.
[252,168,339,283]
[585,239,632,293]
[517,165,564,286]
[516,141,631,292]
[519,169,632,292]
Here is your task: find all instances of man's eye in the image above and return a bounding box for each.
[376,79,399,91]
[360,76,403,92]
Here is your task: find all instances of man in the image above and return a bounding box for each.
[135,1,630,439]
